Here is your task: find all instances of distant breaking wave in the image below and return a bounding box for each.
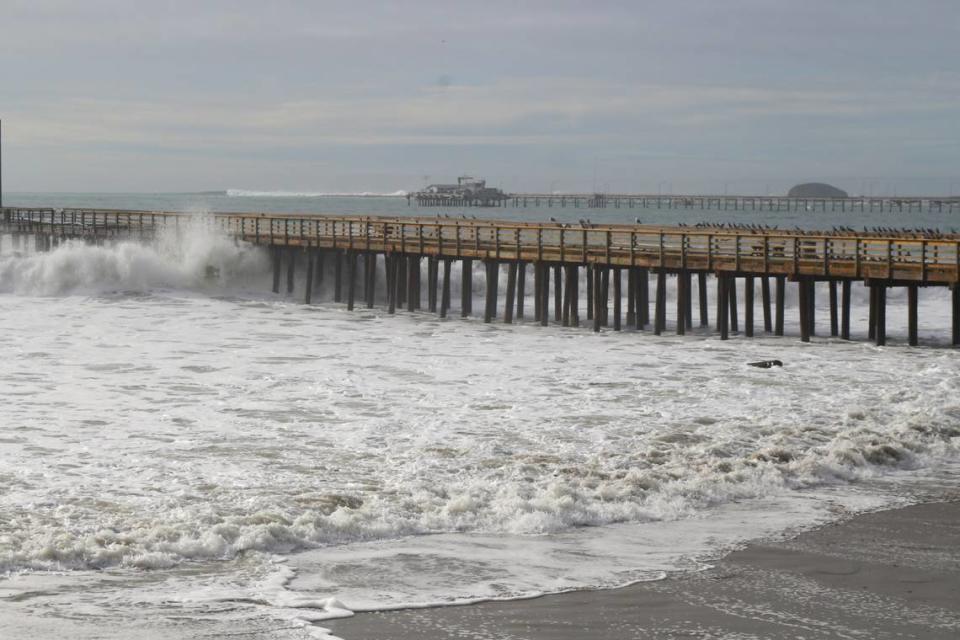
[226,189,408,198]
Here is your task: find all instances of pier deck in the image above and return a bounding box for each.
[3,207,959,346]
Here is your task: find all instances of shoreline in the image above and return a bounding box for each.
[326,500,960,639]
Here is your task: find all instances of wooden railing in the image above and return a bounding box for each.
[3,207,959,283]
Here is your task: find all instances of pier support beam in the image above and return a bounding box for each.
[829,281,839,337]
[461,259,472,317]
[952,287,960,346]
[601,268,610,327]
[516,261,526,319]
[841,280,851,340]
[286,249,296,294]
[675,270,686,335]
[334,251,343,302]
[387,255,397,314]
[718,275,729,340]
[626,268,636,326]
[440,259,452,318]
[654,269,666,335]
[728,278,738,333]
[875,285,887,346]
[744,276,754,337]
[346,251,357,311]
[808,281,816,336]
[775,276,785,336]
[533,263,542,322]
[366,253,377,309]
[406,256,418,312]
[484,261,499,323]
[304,251,314,304]
[504,261,517,324]
[554,265,562,322]
[592,265,602,333]
[586,265,593,321]
[317,250,325,291]
[562,265,573,327]
[761,277,772,332]
[639,269,650,328]
[908,284,918,346]
[868,285,877,341]
[427,257,438,312]
[396,256,406,308]
[271,246,281,294]
[613,267,622,331]
[799,279,811,342]
[698,272,708,327]
[571,265,580,328]
[541,263,550,327]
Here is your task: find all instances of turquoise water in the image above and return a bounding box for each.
[5,192,958,232]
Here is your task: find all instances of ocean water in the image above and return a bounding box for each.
[1,194,959,639]
[6,190,959,231]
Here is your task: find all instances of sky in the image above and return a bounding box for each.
[2,0,959,195]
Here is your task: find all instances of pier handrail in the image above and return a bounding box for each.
[2,206,958,284]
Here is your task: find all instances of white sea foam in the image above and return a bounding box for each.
[0,230,958,638]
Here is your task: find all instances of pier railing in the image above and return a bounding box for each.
[3,207,959,284]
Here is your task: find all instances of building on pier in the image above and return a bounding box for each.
[411,176,509,207]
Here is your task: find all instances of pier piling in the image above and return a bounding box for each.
[718,275,729,340]
[654,269,666,335]
[908,284,918,346]
[346,251,357,311]
[761,277,772,332]
[613,267,622,331]
[440,258,452,318]
[334,251,343,302]
[461,259,472,317]
[775,276,785,336]
[698,272,708,327]
[505,262,517,324]
[272,246,281,294]
[554,265,562,322]
[304,251,314,304]
[827,281,837,336]
[841,280,851,340]
[516,261,526,319]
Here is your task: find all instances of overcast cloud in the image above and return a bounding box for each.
[2,0,958,194]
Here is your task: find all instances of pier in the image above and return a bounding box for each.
[409,192,960,213]
[3,206,959,347]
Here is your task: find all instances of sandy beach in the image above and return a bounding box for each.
[327,500,960,639]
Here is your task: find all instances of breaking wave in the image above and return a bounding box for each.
[0,221,269,296]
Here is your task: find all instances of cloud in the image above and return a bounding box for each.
[2,1,959,192]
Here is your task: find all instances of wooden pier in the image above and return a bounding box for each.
[408,192,960,213]
[3,206,960,347]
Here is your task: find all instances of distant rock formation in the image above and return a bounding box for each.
[788,183,848,198]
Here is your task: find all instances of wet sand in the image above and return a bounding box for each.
[327,501,960,639]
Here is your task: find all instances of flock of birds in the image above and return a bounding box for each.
[431,212,958,239]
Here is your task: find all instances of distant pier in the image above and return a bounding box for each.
[408,192,960,213]
[3,206,960,347]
